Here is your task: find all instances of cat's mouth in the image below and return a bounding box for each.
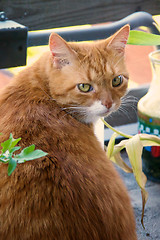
[99,109,112,117]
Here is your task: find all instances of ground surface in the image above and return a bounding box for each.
[119,151,160,240]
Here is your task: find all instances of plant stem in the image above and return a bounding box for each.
[0,158,9,163]
[101,118,132,139]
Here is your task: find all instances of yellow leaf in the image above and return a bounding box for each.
[125,134,148,227]
[139,133,160,147]
[107,132,119,158]
[112,139,129,155]
[110,152,133,173]
[107,135,132,173]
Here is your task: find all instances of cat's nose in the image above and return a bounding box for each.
[102,100,113,110]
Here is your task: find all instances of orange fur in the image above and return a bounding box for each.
[0,25,137,239]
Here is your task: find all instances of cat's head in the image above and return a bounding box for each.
[48,25,130,124]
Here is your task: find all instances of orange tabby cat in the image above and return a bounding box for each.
[0,25,137,240]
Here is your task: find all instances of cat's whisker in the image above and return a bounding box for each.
[61,105,89,122]
[118,106,133,120]
[119,106,137,118]
[60,107,84,120]
[112,95,138,121]
[121,103,137,114]
[121,95,138,109]
[62,106,83,110]
[39,86,56,102]
[121,94,138,102]
[121,100,137,109]
[62,106,87,113]
[106,98,137,121]
[114,55,125,68]
[111,107,131,121]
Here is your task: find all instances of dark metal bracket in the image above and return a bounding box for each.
[0,11,159,69]
[0,12,28,69]
[28,11,160,47]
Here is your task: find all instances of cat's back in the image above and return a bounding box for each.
[0,53,137,239]
[0,115,137,240]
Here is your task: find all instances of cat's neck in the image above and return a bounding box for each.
[11,52,53,100]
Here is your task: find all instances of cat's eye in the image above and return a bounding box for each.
[112,75,123,87]
[77,83,93,93]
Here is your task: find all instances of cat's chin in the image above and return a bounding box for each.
[75,108,113,124]
[81,112,112,124]
[81,101,116,124]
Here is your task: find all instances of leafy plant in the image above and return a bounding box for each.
[103,24,160,227]
[128,29,160,45]
[0,133,48,176]
[101,118,160,228]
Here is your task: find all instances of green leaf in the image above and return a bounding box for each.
[14,145,48,163]
[1,134,21,154]
[8,158,17,176]
[0,155,8,163]
[10,146,21,154]
[128,30,160,46]
[0,134,48,175]
[9,134,21,150]
[1,138,12,154]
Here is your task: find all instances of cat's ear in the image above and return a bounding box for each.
[49,33,76,69]
[107,24,130,53]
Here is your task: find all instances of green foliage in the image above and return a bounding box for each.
[0,134,48,176]
[128,22,160,46]
[128,30,160,46]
